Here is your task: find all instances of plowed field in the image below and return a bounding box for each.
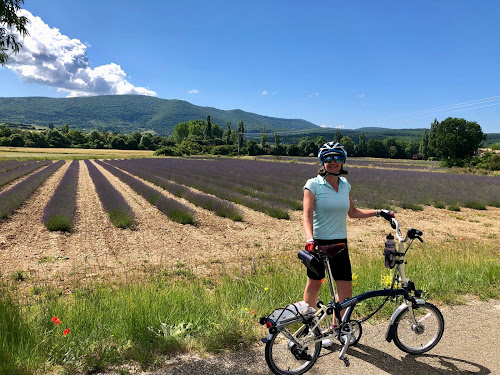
[1,159,499,295]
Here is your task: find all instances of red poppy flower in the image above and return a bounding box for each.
[54,319,61,325]
[63,328,70,336]
[251,310,255,314]
[321,279,326,284]
[51,316,59,322]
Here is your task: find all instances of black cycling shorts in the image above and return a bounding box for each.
[306,238,352,281]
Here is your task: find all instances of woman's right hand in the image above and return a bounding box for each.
[305,239,316,251]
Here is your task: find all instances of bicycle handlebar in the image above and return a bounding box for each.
[390,217,423,243]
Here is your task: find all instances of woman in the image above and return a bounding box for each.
[302,142,393,332]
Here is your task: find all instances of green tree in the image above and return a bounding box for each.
[274,132,281,148]
[334,128,342,143]
[428,118,439,158]
[432,117,485,166]
[298,137,316,156]
[286,144,300,156]
[67,129,86,146]
[0,0,29,65]
[339,136,355,156]
[139,133,154,150]
[224,122,232,144]
[237,120,244,154]
[60,123,69,134]
[260,126,267,149]
[405,141,420,159]
[419,129,430,159]
[45,129,70,148]
[204,115,212,141]
[366,139,387,158]
[314,136,327,149]
[356,132,367,157]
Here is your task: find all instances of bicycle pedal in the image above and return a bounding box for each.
[340,356,350,367]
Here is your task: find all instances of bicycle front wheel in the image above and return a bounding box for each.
[393,302,444,355]
[265,323,321,375]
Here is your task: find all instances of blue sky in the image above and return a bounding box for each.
[1,0,499,133]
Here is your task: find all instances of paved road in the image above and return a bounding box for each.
[151,299,500,375]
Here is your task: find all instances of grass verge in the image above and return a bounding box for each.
[1,240,498,374]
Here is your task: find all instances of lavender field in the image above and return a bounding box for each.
[106,157,500,212]
[0,156,498,232]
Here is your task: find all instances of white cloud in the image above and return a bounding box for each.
[187,89,199,94]
[320,123,345,129]
[260,90,268,96]
[5,10,156,97]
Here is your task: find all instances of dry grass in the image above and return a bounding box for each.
[0,146,154,160]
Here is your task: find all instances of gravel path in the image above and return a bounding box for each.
[148,299,500,375]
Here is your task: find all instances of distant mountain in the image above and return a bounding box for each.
[0,95,319,136]
[1,95,498,145]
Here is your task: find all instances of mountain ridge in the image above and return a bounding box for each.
[0,95,318,135]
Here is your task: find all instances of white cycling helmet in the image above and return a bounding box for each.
[318,142,347,165]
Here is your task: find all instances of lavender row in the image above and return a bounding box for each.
[42,160,79,231]
[84,160,135,229]
[108,159,290,219]
[94,160,195,225]
[0,160,37,174]
[102,160,243,221]
[0,160,52,188]
[0,161,64,219]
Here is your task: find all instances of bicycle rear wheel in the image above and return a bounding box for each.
[265,322,321,375]
[393,302,444,355]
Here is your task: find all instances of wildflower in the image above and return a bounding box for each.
[244,307,248,311]
[251,310,255,314]
[63,328,70,336]
[51,316,59,322]
[382,274,392,288]
[321,279,326,284]
[264,287,269,291]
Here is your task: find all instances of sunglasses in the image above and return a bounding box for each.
[322,155,344,164]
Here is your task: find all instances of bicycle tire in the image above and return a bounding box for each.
[393,302,444,355]
[265,323,321,375]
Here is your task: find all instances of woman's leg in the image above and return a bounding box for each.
[335,280,352,324]
[303,277,322,310]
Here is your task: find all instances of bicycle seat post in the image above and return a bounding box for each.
[324,258,338,305]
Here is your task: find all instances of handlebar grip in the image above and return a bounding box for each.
[408,228,423,239]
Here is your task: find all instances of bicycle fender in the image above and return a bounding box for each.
[385,299,426,342]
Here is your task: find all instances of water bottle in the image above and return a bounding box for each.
[384,234,396,269]
[269,301,314,324]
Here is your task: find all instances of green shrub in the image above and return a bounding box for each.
[464,201,487,210]
[154,146,182,156]
[401,202,424,211]
[433,201,446,209]
[447,204,461,211]
[44,214,72,231]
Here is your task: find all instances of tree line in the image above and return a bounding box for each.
[1,116,498,170]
